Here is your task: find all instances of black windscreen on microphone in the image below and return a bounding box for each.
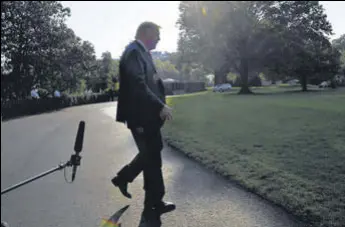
[74,121,85,153]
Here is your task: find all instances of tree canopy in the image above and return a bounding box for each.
[1,1,100,99]
[177,1,341,93]
[332,34,345,75]
[2,1,342,99]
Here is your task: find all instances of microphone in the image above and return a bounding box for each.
[72,121,85,181]
[74,121,85,154]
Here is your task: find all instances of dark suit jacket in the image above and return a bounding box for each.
[116,40,166,132]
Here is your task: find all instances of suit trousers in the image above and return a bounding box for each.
[117,128,165,208]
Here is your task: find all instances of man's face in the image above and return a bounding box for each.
[144,28,160,51]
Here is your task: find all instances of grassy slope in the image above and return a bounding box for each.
[163,87,345,227]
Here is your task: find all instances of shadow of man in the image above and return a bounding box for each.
[137,210,162,227]
[101,205,130,227]
[102,205,162,227]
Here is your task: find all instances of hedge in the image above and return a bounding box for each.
[163,81,206,95]
[1,93,116,120]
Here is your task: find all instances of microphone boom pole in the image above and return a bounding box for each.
[1,121,85,195]
[1,162,70,195]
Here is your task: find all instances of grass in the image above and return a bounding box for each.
[162,86,345,227]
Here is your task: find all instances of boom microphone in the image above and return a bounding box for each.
[74,121,85,154]
[72,121,85,181]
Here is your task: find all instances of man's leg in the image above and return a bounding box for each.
[143,129,164,208]
[118,130,146,179]
[112,128,175,213]
[111,129,148,198]
[142,130,175,215]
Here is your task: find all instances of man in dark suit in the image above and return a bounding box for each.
[112,21,175,216]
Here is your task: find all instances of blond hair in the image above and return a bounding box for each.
[135,21,161,39]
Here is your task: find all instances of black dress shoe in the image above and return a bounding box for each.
[154,201,176,214]
[111,176,132,199]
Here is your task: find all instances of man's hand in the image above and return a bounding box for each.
[160,105,173,121]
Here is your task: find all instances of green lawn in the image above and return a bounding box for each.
[163,87,345,227]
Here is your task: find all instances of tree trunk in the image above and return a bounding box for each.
[239,58,253,94]
[214,69,227,85]
[301,74,308,92]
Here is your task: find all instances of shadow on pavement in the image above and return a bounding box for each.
[101,205,130,227]
[102,205,162,227]
[137,210,162,227]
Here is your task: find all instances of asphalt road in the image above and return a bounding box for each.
[1,102,303,227]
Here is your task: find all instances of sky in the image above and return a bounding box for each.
[61,1,345,59]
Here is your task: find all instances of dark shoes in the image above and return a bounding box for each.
[111,176,132,199]
[155,201,176,214]
[111,177,175,217]
[144,201,176,216]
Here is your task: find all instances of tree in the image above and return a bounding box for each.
[1,1,70,99]
[54,29,97,93]
[213,1,280,93]
[86,52,119,93]
[154,59,181,80]
[332,34,345,52]
[177,1,340,92]
[100,51,114,90]
[177,1,283,93]
[166,52,180,68]
[177,1,229,85]
[1,1,97,99]
[341,51,345,75]
[332,34,345,75]
[264,1,337,91]
[190,64,209,82]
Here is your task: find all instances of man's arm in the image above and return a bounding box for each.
[124,50,165,113]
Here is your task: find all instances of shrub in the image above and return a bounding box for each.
[37,88,51,98]
[1,93,116,120]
